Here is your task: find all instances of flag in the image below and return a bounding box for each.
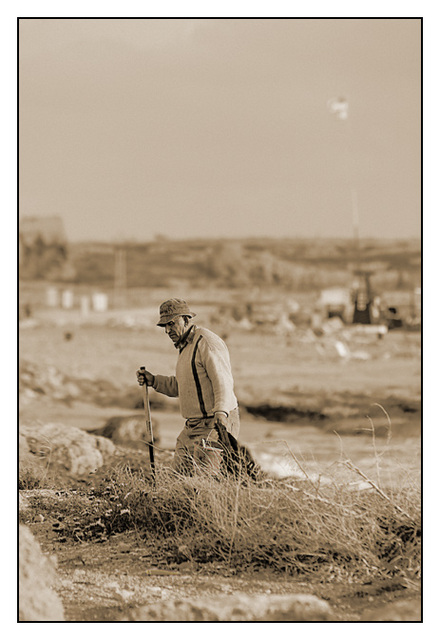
[327,97,349,120]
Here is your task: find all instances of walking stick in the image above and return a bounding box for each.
[140,366,156,483]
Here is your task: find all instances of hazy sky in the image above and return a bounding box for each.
[18,18,421,242]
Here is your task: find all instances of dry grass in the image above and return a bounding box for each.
[145,466,420,580]
[20,453,420,583]
[19,409,420,583]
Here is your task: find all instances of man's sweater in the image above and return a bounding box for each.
[152,326,238,419]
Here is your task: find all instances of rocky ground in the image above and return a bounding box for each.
[19,495,421,622]
[18,311,422,622]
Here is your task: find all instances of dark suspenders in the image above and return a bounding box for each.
[191,335,208,418]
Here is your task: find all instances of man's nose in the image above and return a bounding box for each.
[165,324,171,334]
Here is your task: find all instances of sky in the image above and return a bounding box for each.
[18,17,421,242]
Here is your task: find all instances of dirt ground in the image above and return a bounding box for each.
[19,306,422,621]
[21,520,417,622]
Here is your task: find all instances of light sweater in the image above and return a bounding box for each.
[152,326,238,419]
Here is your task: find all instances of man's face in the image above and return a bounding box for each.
[164,316,188,343]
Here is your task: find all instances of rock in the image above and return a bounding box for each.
[362,598,421,621]
[19,433,30,458]
[19,525,65,621]
[123,592,332,621]
[19,432,48,485]
[19,492,30,511]
[90,414,160,449]
[20,422,115,476]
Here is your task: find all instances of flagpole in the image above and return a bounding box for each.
[351,185,360,252]
[328,97,360,253]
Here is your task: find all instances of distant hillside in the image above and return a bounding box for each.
[66,237,421,293]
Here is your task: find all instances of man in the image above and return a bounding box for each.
[137,298,246,475]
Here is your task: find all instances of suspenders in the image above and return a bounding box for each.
[191,335,208,418]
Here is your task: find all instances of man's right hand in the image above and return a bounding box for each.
[136,368,155,386]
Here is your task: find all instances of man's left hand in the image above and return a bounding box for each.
[214,411,228,429]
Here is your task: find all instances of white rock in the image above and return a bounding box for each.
[124,592,332,621]
[20,422,115,476]
[19,525,64,621]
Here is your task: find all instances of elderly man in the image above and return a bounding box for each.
[137,298,245,474]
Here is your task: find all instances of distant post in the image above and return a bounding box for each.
[114,247,127,308]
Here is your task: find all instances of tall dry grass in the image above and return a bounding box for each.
[19,410,420,584]
[41,455,418,583]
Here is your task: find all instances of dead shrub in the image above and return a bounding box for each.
[40,460,420,583]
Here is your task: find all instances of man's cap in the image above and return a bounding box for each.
[157,298,196,326]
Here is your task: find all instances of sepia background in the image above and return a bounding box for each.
[19,18,420,241]
[18,17,421,622]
